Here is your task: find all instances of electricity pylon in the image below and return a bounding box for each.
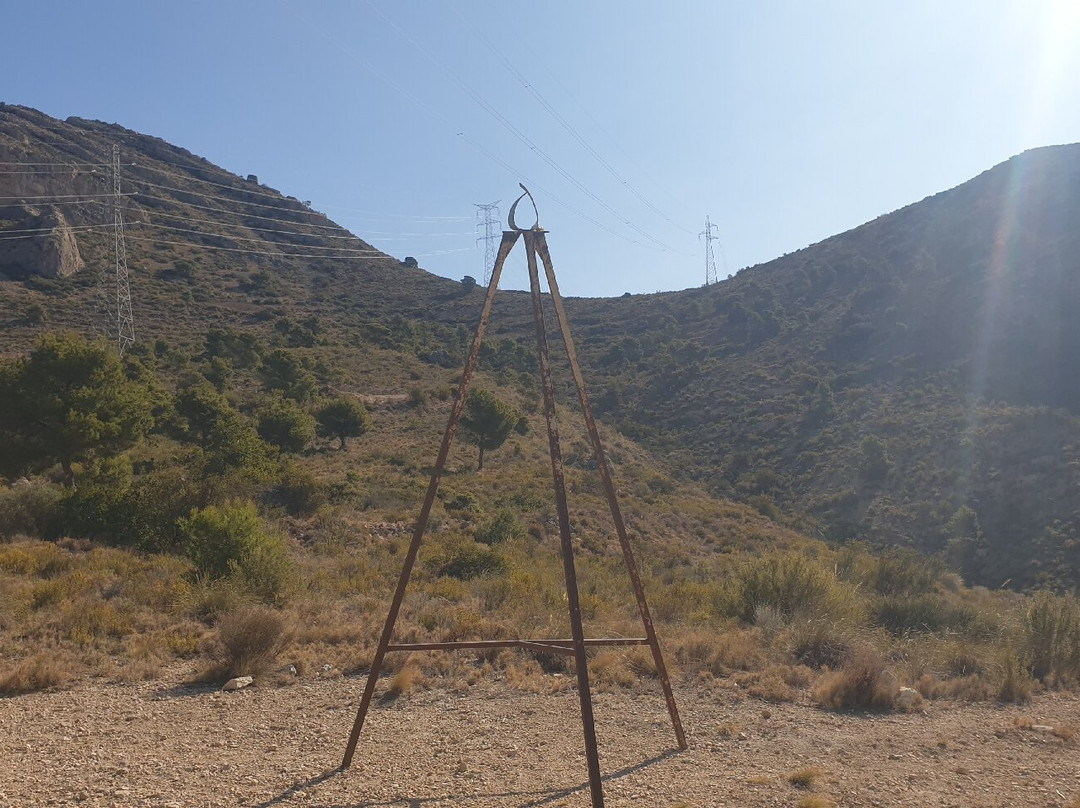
[699,214,722,286]
[103,144,135,354]
[474,200,500,286]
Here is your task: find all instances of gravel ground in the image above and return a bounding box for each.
[1,670,1078,807]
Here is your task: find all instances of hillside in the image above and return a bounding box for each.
[2,104,1079,589]
[566,145,1080,589]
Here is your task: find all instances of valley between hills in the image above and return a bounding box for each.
[1,105,1079,806]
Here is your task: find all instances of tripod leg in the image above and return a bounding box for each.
[340,230,521,769]
[523,230,605,807]
[534,233,687,751]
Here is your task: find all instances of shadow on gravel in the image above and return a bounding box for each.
[252,769,344,807]
[152,681,223,700]
[252,748,682,808]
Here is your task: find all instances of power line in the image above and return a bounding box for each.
[127,177,319,215]
[365,0,685,254]
[128,173,472,225]
[460,12,694,237]
[456,132,660,251]
[316,202,472,221]
[0,161,112,168]
[137,221,383,253]
[278,0,674,253]
[124,233,465,261]
[129,192,360,232]
[0,224,116,240]
[145,208,372,242]
[0,192,134,201]
[124,234,379,260]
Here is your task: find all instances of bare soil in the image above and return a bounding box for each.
[1,669,1078,807]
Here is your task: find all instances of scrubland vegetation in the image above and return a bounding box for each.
[2,331,1078,712]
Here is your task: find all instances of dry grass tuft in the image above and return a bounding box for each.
[733,668,796,703]
[387,663,423,695]
[216,605,290,678]
[916,672,992,702]
[1053,725,1076,742]
[997,652,1033,704]
[591,650,637,689]
[786,766,824,789]
[0,652,74,694]
[796,797,836,808]
[812,646,896,711]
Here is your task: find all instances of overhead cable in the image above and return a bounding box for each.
[367,0,684,253]
[137,221,383,253]
[461,11,695,236]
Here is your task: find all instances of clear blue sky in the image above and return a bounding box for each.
[3,1,1078,297]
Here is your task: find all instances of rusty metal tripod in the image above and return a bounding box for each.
[340,187,686,808]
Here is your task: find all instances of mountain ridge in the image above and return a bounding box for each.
[3,105,1079,589]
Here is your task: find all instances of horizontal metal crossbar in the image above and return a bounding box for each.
[386,637,649,656]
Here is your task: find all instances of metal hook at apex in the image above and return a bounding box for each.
[508,183,541,231]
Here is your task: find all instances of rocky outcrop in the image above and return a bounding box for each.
[0,205,85,279]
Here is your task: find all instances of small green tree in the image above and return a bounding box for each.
[174,382,234,442]
[857,435,892,487]
[256,395,316,454]
[459,387,523,471]
[0,333,153,487]
[204,412,276,480]
[259,348,317,402]
[315,396,373,451]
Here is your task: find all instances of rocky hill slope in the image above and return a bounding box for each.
[3,104,1078,589]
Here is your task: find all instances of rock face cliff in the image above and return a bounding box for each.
[0,204,85,279]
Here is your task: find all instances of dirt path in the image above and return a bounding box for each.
[1,671,1077,807]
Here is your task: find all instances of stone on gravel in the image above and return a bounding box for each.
[222,676,253,692]
[896,687,923,711]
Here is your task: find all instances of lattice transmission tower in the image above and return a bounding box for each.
[474,200,501,286]
[105,144,135,354]
[699,214,724,286]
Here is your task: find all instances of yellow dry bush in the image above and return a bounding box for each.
[0,652,74,694]
[813,646,897,711]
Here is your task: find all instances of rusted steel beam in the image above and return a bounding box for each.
[534,232,687,751]
[386,637,649,653]
[340,230,521,771]
[388,640,576,656]
[523,228,605,808]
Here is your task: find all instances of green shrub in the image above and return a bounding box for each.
[203,413,276,481]
[179,502,290,603]
[62,466,199,551]
[1025,590,1080,683]
[997,649,1033,703]
[873,548,941,596]
[873,594,977,636]
[255,395,316,454]
[730,550,841,622]
[434,542,507,580]
[787,617,854,669]
[444,492,481,513]
[0,484,67,540]
[270,462,327,516]
[474,509,522,546]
